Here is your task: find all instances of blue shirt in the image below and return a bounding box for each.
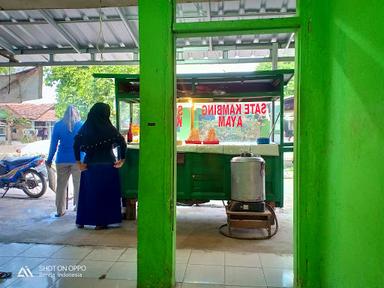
[47,120,83,164]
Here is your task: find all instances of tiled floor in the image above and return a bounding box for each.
[0,179,293,255]
[0,243,293,288]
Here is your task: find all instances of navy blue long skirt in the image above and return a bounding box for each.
[76,164,122,226]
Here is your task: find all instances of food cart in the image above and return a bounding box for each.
[94,70,294,219]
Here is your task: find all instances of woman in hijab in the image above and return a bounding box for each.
[74,102,126,229]
[47,105,82,217]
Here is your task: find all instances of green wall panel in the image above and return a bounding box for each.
[297,0,384,287]
[137,1,176,287]
[121,148,283,207]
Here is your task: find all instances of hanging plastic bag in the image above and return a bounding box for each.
[46,163,56,192]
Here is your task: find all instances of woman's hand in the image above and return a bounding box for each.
[114,159,125,168]
[77,161,87,171]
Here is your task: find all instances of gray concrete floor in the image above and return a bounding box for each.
[0,179,293,254]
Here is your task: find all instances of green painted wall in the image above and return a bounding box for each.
[297,1,384,287]
[137,1,176,287]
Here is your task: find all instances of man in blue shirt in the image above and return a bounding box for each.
[46,106,83,217]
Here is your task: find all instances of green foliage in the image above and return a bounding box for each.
[256,61,295,97]
[0,108,30,126]
[44,65,139,119]
[21,134,35,144]
[0,108,31,144]
[0,67,18,75]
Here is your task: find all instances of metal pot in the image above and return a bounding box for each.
[230,153,265,202]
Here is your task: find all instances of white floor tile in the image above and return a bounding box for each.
[189,250,224,266]
[20,244,63,258]
[259,253,293,269]
[225,252,262,267]
[7,276,56,288]
[117,248,136,262]
[0,256,47,288]
[31,258,82,280]
[34,257,81,269]
[176,263,187,283]
[0,275,17,288]
[85,247,125,261]
[54,278,98,288]
[77,260,114,278]
[0,256,47,274]
[95,279,137,288]
[106,262,136,280]
[0,243,32,257]
[184,264,224,284]
[51,246,93,260]
[263,268,293,288]
[182,284,224,288]
[224,286,267,288]
[176,249,191,264]
[225,266,266,287]
[0,256,13,266]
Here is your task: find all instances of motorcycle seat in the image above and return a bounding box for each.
[2,156,38,167]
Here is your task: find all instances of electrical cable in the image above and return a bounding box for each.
[96,0,106,62]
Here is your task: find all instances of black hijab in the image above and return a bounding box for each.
[78,102,120,147]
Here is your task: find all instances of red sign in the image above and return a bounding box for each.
[201,103,267,127]
[177,102,268,128]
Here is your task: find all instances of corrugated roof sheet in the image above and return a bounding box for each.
[0,1,296,66]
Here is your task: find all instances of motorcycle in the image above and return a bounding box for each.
[0,155,47,198]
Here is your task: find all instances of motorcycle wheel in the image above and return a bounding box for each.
[21,169,47,198]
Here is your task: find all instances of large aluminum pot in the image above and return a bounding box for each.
[231,153,265,202]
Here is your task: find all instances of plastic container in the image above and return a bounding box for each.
[185,140,202,144]
[202,140,219,144]
[257,137,270,144]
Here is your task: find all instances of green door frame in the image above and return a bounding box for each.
[138,1,302,287]
[137,1,176,287]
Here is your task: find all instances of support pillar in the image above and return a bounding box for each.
[271,42,278,70]
[137,1,176,287]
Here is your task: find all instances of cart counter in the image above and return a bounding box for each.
[120,143,283,207]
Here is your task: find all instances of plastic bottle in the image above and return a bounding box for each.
[127,123,133,143]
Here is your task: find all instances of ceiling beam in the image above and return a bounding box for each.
[0,11,295,26]
[206,1,213,51]
[0,56,294,67]
[0,0,227,10]
[0,60,139,67]
[0,36,15,54]
[0,16,138,26]
[0,40,295,57]
[11,47,136,55]
[0,41,295,56]
[178,57,294,65]
[0,51,18,62]
[285,33,295,50]
[116,8,139,47]
[39,10,81,53]
[0,0,136,10]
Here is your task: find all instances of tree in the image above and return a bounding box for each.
[256,61,295,97]
[44,65,139,119]
[0,108,31,144]
[0,67,18,75]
